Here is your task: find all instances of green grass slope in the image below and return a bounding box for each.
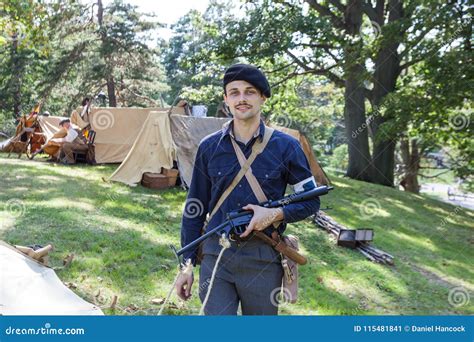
[0,155,472,315]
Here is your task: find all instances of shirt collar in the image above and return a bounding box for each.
[222,119,265,142]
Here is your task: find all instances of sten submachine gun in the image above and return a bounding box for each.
[171,185,333,265]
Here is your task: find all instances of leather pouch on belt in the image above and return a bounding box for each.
[280,234,299,303]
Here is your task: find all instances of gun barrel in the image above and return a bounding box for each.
[175,220,229,257]
[265,185,333,208]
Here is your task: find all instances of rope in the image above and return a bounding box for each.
[158,260,193,315]
[199,234,230,315]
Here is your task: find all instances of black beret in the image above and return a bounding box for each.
[223,64,271,98]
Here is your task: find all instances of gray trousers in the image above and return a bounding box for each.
[199,236,283,315]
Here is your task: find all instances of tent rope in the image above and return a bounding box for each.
[199,233,230,315]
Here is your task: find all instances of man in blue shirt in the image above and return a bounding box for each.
[176,64,320,315]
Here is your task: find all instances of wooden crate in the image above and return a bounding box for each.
[142,172,169,189]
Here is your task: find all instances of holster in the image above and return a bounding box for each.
[254,231,307,265]
[253,232,301,303]
[280,235,299,303]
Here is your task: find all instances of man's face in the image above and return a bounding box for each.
[61,122,71,129]
[224,80,266,121]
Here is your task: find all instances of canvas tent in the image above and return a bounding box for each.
[33,107,185,164]
[170,115,329,187]
[109,111,176,186]
[38,115,65,138]
[112,114,329,187]
[85,107,182,163]
[0,241,103,315]
[269,124,328,186]
[169,115,231,187]
[2,106,328,187]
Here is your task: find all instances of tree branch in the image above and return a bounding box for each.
[293,42,341,63]
[399,3,452,59]
[326,70,346,88]
[375,0,385,24]
[305,0,345,29]
[324,47,341,63]
[419,170,451,178]
[295,42,336,49]
[272,64,341,88]
[271,70,300,89]
[122,84,159,105]
[399,56,424,71]
[399,26,434,59]
[285,49,345,87]
[328,0,345,12]
[361,1,378,23]
[285,49,312,71]
[265,62,296,74]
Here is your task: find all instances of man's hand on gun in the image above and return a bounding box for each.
[239,206,283,238]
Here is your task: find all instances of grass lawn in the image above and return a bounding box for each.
[0,154,473,315]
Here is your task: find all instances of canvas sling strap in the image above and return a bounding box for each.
[200,125,274,234]
[230,128,307,266]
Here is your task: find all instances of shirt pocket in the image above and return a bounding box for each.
[252,168,282,183]
[251,168,283,198]
[208,165,236,185]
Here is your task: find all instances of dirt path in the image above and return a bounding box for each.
[421,183,474,210]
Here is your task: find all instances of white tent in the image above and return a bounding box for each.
[0,241,103,315]
[109,111,176,186]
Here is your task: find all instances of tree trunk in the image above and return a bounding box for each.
[107,75,117,107]
[372,137,396,186]
[369,0,403,186]
[11,37,22,118]
[97,0,116,107]
[399,137,420,194]
[343,0,373,181]
[344,65,372,181]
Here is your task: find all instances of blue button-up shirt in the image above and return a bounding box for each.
[181,119,320,263]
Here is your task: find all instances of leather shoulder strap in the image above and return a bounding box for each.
[231,138,267,203]
[206,126,274,224]
[231,126,282,228]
